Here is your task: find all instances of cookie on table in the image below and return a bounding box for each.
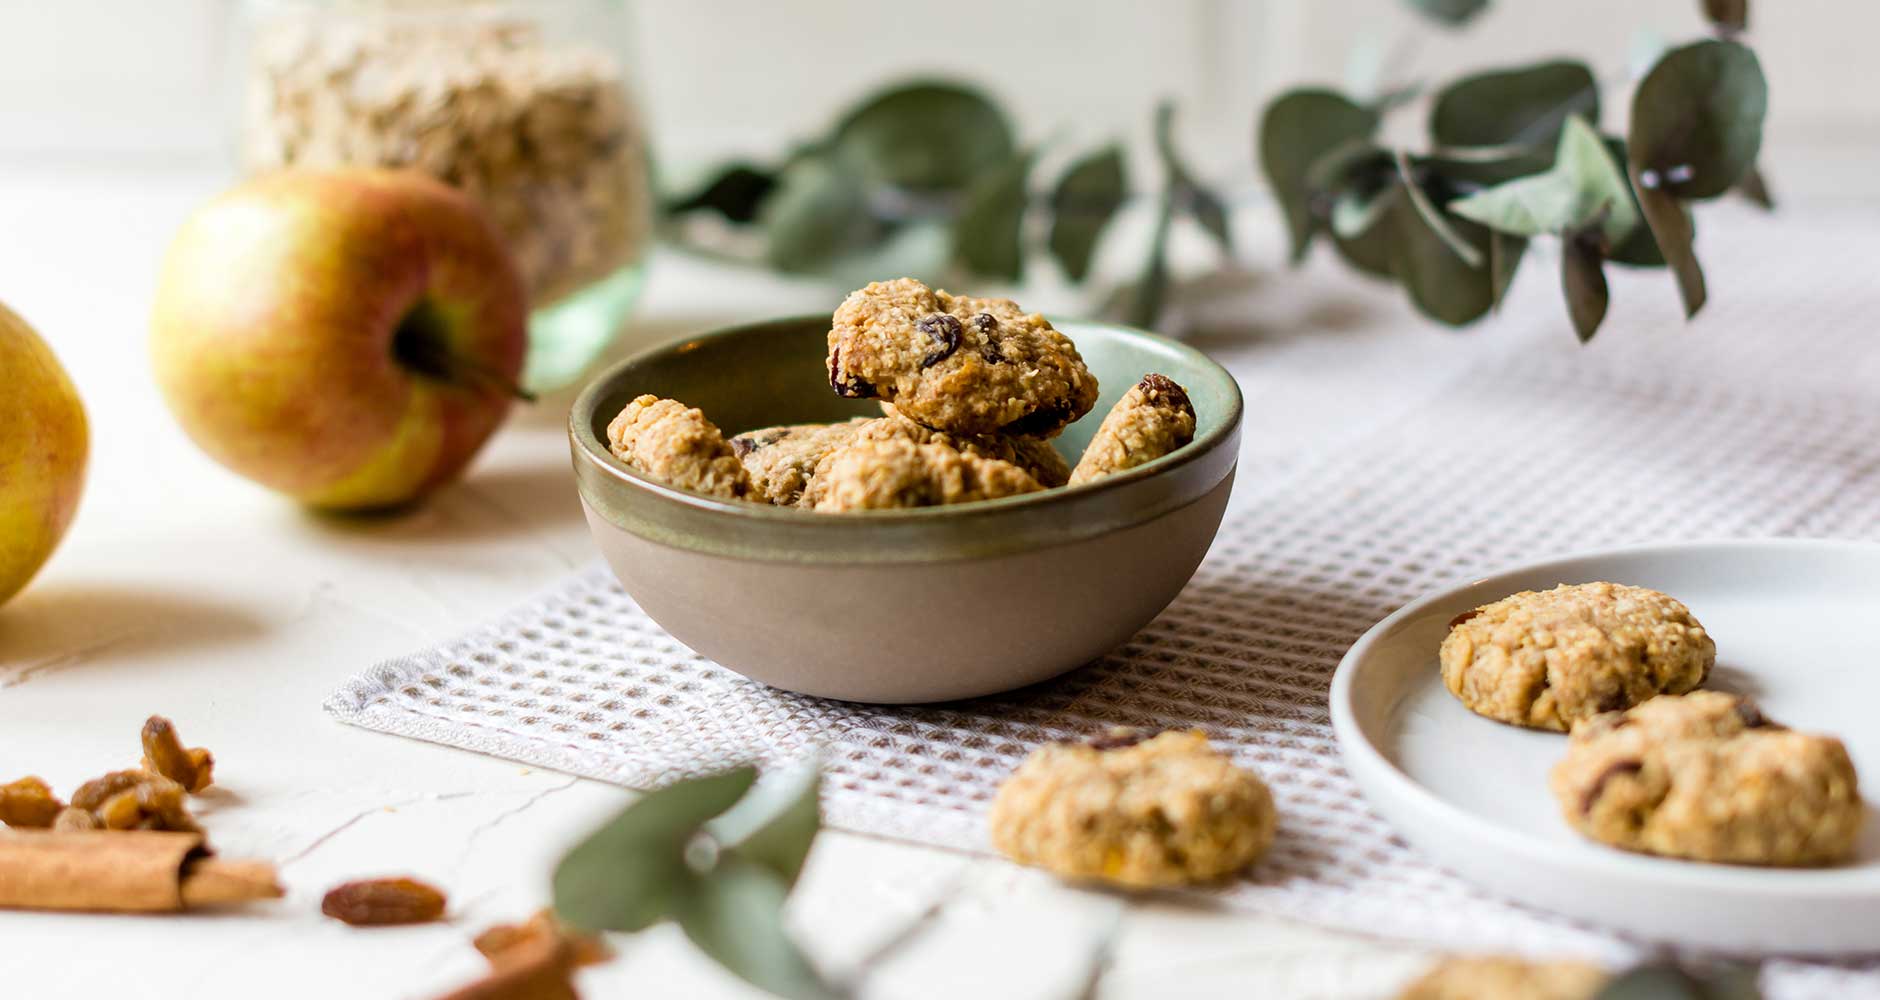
[1397,956,1608,1000]
[730,418,870,507]
[860,407,1071,488]
[826,278,1099,438]
[987,729,1276,889]
[809,438,1042,513]
[605,395,750,501]
[1439,582,1714,732]
[1067,373,1197,486]
[1550,691,1863,866]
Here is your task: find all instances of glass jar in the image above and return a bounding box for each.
[231,0,653,392]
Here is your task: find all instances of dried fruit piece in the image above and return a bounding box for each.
[67,770,199,833]
[141,716,216,793]
[322,877,449,926]
[51,807,99,832]
[0,777,64,829]
[915,313,964,368]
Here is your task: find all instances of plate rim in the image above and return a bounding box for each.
[1330,536,1880,907]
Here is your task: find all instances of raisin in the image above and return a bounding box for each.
[0,776,64,829]
[67,769,198,832]
[1137,373,1191,413]
[1447,609,1482,629]
[142,715,215,793]
[1580,759,1644,814]
[1084,728,1153,751]
[1596,690,1630,713]
[1002,401,1075,436]
[1734,698,1784,730]
[916,313,963,368]
[973,312,998,333]
[52,807,99,831]
[71,770,148,811]
[828,348,875,398]
[322,877,448,926]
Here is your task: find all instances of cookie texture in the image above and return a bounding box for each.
[1550,691,1863,866]
[987,729,1276,888]
[1068,373,1197,486]
[730,419,869,507]
[1439,583,1714,731]
[605,395,750,500]
[810,438,1042,512]
[1397,957,1608,1000]
[826,278,1099,437]
[860,408,1071,488]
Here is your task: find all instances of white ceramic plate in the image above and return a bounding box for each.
[1330,539,1880,955]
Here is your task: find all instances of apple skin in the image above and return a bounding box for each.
[150,169,528,510]
[0,301,88,607]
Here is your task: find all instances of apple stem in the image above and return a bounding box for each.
[393,303,536,403]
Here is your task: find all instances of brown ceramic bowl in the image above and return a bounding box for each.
[569,315,1242,703]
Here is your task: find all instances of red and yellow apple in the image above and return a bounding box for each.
[0,301,88,607]
[150,169,529,510]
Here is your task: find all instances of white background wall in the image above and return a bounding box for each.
[0,1,1871,187]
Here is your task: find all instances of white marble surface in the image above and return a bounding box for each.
[0,156,1591,998]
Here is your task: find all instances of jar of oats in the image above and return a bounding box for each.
[234,0,654,390]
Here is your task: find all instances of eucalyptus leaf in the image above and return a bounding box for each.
[1430,60,1599,149]
[1603,137,1672,267]
[1594,964,1710,1000]
[952,152,1034,281]
[1403,0,1491,27]
[1112,188,1176,330]
[1332,187,1394,239]
[1333,183,1401,280]
[704,756,822,889]
[1047,144,1128,282]
[673,858,843,1000]
[1736,163,1774,209]
[1393,150,1485,268]
[1628,39,1767,200]
[1631,165,1707,317]
[762,154,881,273]
[1257,89,1379,262]
[1562,230,1611,342]
[1489,229,1522,308]
[1702,0,1749,33]
[667,163,778,223]
[1420,146,1557,189]
[1448,115,1638,247]
[1387,190,1509,325]
[1188,182,1235,256]
[553,766,758,934]
[1154,102,1234,256]
[831,81,1015,192]
[1305,137,1393,195]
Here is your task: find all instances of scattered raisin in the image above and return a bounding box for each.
[916,313,963,368]
[1580,759,1645,814]
[52,807,99,831]
[322,877,448,926]
[1084,728,1153,751]
[142,715,215,793]
[0,776,64,829]
[66,769,198,832]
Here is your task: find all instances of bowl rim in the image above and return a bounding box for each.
[568,312,1244,523]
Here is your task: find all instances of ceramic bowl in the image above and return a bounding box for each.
[568,315,1242,703]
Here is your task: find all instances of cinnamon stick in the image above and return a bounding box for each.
[0,830,282,913]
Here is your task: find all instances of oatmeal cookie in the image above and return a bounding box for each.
[1067,374,1197,486]
[730,418,869,507]
[1397,957,1608,1000]
[605,395,750,500]
[810,438,1042,512]
[826,278,1099,437]
[860,408,1071,487]
[1550,691,1863,865]
[987,729,1276,888]
[1439,583,1714,731]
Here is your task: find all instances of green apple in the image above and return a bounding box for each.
[150,169,529,510]
[0,301,88,607]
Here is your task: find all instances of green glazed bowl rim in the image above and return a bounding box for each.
[569,314,1243,562]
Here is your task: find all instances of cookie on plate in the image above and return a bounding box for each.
[1068,373,1197,486]
[1439,582,1714,731]
[1550,691,1863,866]
[1397,956,1608,1000]
[605,395,750,500]
[987,729,1276,888]
[730,418,870,507]
[825,278,1099,438]
[809,438,1042,512]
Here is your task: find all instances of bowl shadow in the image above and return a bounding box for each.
[0,584,267,687]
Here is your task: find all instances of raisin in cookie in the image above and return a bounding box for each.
[730,418,869,507]
[1397,957,1608,1000]
[1550,691,1863,866]
[987,729,1276,888]
[1440,583,1714,731]
[809,438,1041,512]
[1068,374,1197,486]
[859,407,1070,488]
[826,278,1099,437]
[605,395,750,500]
